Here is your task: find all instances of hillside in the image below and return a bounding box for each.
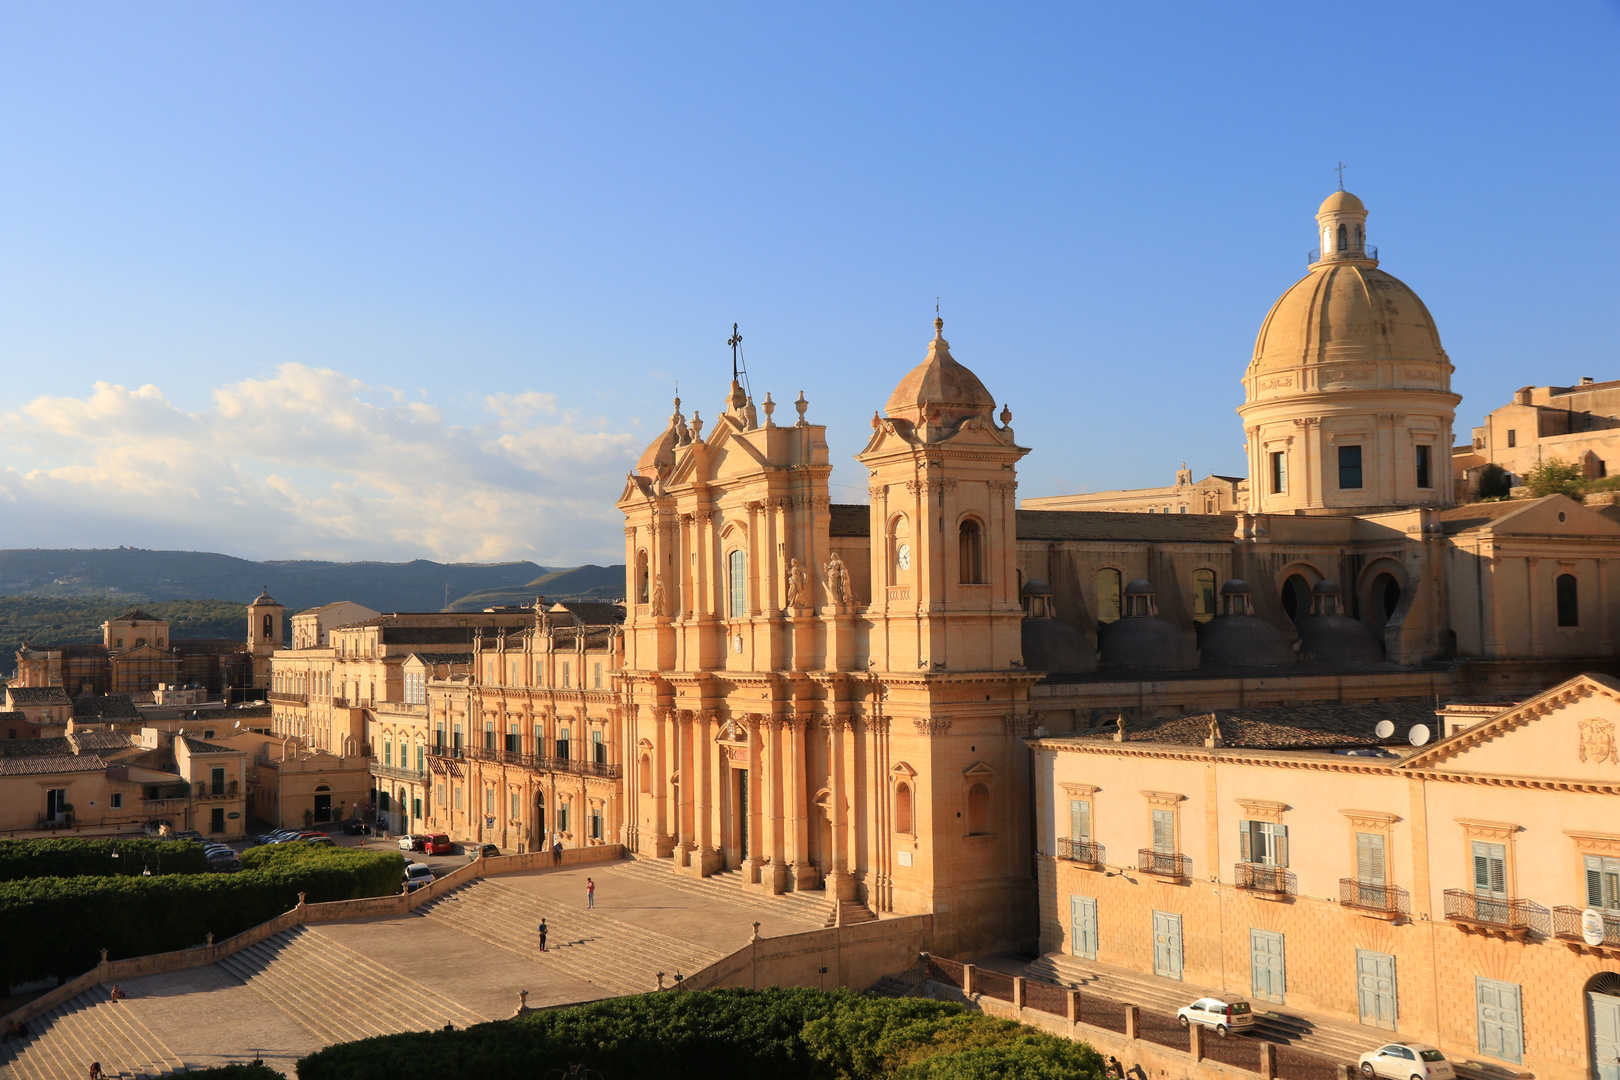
[0,597,248,666]
[0,548,549,612]
[446,564,625,611]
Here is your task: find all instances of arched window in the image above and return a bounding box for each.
[636,550,650,604]
[1191,569,1216,623]
[890,515,911,579]
[1095,568,1122,623]
[728,549,747,618]
[966,783,990,835]
[115,638,123,648]
[895,782,913,835]
[1336,224,1348,252]
[1354,224,1364,250]
[638,753,652,795]
[1557,573,1579,627]
[1281,573,1312,623]
[958,519,984,584]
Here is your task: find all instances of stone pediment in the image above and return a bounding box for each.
[714,718,748,743]
[1400,673,1620,788]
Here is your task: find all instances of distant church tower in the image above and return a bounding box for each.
[1239,190,1459,514]
[248,588,283,688]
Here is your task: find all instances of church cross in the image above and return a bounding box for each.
[1336,161,1346,190]
[728,323,742,381]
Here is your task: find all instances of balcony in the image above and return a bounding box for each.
[267,691,307,706]
[886,585,911,604]
[1057,837,1106,867]
[1235,863,1296,898]
[432,745,619,780]
[196,780,240,800]
[1308,244,1377,264]
[1340,878,1411,918]
[1137,848,1190,880]
[1553,905,1620,955]
[1443,889,1536,941]
[371,762,425,783]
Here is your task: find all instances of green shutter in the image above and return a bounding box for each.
[1069,800,1090,842]
[1357,832,1386,885]
[1272,822,1289,868]
[1152,809,1175,854]
[1473,841,1507,898]
[1239,821,1252,862]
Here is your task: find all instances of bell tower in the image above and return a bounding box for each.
[247,588,283,688]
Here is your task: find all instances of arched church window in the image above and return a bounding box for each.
[890,516,911,579]
[1095,568,1122,624]
[636,551,650,604]
[263,614,273,639]
[1337,224,1348,251]
[1354,224,1364,250]
[966,783,990,835]
[958,519,984,584]
[1557,573,1579,627]
[728,549,747,618]
[895,782,913,835]
[1191,569,1216,623]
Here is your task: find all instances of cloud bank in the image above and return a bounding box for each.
[0,364,640,563]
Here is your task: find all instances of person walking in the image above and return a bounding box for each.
[585,877,595,909]
[552,837,563,866]
[537,918,548,952]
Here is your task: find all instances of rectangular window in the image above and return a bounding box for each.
[1415,444,1432,489]
[1473,840,1508,898]
[416,745,424,773]
[1269,451,1287,494]
[485,788,495,815]
[412,797,422,820]
[592,729,606,765]
[557,801,570,832]
[1069,799,1091,842]
[1587,854,1620,911]
[211,767,225,795]
[453,787,462,809]
[1239,821,1289,866]
[484,720,495,750]
[435,724,445,751]
[511,792,520,820]
[1356,832,1387,885]
[505,726,520,754]
[594,662,603,689]
[535,661,544,686]
[557,728,570,761]
[1151,809,1176,854]
[384,741,392,766]
[729,549,747,618]
[562,662,571,689]
[437,784,446,807]
[1506,429,1517,448]
[590,806,603,841]
[1338,444,1364,489]
[511,661,520,686]
[109,792,122,809]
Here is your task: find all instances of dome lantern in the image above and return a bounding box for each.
[1313,189,1373,265]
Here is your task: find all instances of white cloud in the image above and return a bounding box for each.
[0,364,641,563]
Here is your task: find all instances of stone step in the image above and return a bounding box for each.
[617,857,832,921]
[823,900,878,928]
[0,988,186,1080]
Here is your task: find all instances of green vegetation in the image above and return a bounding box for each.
[0,838,209,882]
[1477,463,1512,500]
[173,1066,283,1079]
[0,842,403,985]
[0,596,248,661]
[296,988,1106,1080]
[1524,457,1586,501]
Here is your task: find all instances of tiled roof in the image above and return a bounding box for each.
[225,703,273,718]
[115,609,162,622]
[174,640,251,655]
[0,711,28,724]
[6,687,72,705]
[0,754,109,776]
[70,731,137,752]
[830,503,871,538]
[552,602,626,625]
[408,652,473,665]
[1072,701,1443,751]
[181,736,238,754]
[1436,500,1528,535]
[72,695,142,720]
[1015,509,1237,543]
[380,626,481,645]
[0,737,74,758]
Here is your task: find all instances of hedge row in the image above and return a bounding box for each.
[296,988,1107,1080]
[0,838,209,881]
[0,843,404,985]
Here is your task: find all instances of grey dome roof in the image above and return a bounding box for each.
[1220,578,1252,596]
[1297,613,1384,663]
[1124,579,1155,595]
[1021,578,1052,597]
[1312,579,1343,596]
[1196,615,1296,667]
[1099,616,1199,670]
[1022,616,1095,674]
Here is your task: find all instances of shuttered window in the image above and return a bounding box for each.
[1069,800,1091,842]
[1151,809,1176,854]
[1472,841,1507,898]
[1356,832,1387,885]
[1586,854,1620,911]
[729,549,747,618]
[1239,821,1289,866]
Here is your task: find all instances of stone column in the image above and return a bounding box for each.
[696,709,719,874]
[676,710,695,866]
[826,713,855,901]
[788,715,815,889]
[745,713,764,884]
[762,715,787,894]
[654,707,672,855]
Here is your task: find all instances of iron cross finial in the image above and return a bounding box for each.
[935,295,940,314]
[728,323,742,380]
[1336,161,1346,190]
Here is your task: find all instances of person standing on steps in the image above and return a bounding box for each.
[538,917,548,952]
[552,836,563,866]
[586,877,595,909]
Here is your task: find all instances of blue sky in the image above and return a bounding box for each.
[2,3,1616,564]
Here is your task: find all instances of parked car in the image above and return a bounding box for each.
[403,863,435,892]
[466,843,500,861]
[342,819,368,835]
[423,834,454,855]
[172,830,203,842]
[206,849,241,872]
[1359,1044,1455,1080]
[302,834,335,848]
[253,832,283,846]
[1176,997,1254,1037]
[397,834,424,851]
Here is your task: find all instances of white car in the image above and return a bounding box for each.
[1359,1043,1454,1080]
[1176,996,1254,1037]
[403,863,435,892]
[397,834,419,851]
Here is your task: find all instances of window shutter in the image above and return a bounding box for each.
[1589,856,1606,908]
[1473,841,1506,897]
[1357,832,1385,885]
[1152,809,1174,854]
[1239,821,1252,863]
[1070,800,1090,842]
[1272,823,1289,868]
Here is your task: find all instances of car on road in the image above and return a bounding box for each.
[403,863,435,892]
[466,843,500,861]
[423,833,454,855]
[397,834,425,851]
[205,848,241,871]
[1176,997,1254,1037]
[1359,1044,1454,1080]
[342,819,369,835]
[172,830,203,842]
[301,834,335,847]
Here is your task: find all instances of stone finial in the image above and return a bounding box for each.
[1205,715,1224,749]
[794,391,808,426]
[999,403,1012,427]
[513,989,530,1017]
[751,921,761,941]
[691,411,704,441]
[1113,714,1128,742]
[871,410,882,431]
[933,316,944,339]
[656,971,666,990]
[101,948,109,962]
[206,932,214,946]
[763,392,776,428]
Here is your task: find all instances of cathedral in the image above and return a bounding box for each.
[613,188,1620,956]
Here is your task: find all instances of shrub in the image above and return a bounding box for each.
[1525,457,1584,501]
[1477,463,1512,500]
[295,988,1106,1080]
[0,845,403,985]
[175,1065,283,1079]
[0,838,209,881]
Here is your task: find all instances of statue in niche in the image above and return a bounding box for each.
[787,559,808,609]
[650,574,666,618]
[825,552,849,606]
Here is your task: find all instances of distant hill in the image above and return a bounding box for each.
[0,597,248,670]
[0,548,549,613]
[447,564,625,611]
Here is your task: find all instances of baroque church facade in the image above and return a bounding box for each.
[611,188,1620,956]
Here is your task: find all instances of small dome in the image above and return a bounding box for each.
[1312,579,1342,596]
[1022,617,1095,675]
[1123,579,1155,595]
[1297,613,1384,663]
[1318,189,1365,214]
[1197,615,1296,667]
[251,589,279,607]
[1020,578,1052,598]
[884,318,995,432]
[1099,617,1199,671]
[636,397,685,479]
[1219,578,1251,596]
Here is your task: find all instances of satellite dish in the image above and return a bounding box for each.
[1409,725,1431,747]
[234,721,241,729]
[1374,720,1395,740]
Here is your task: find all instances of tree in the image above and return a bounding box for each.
[1477,463,1512,500]
[1524,457,1585,501]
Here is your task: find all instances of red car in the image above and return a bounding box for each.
[423,833,453,855]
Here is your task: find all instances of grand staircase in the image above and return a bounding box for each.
[216,925,486,1043]
[613,857,862,926]
[0,986,185,1080]
[415,878,725,996]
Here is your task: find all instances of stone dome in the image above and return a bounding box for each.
[1196,614,1296,667]
[1099,617,1199,671]
[1249,262,1448,377]
[1022,616,1095,675]
[250,588,280,607]
[1318,189,1365,214]
[636,397,686,479]
[1296,612,1384,663]
[885,318,995,431]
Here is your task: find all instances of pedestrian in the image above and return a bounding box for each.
[538,918,548,952]
[586,877,595,909]
[89,1063,104,1080]
[552,838,563,866]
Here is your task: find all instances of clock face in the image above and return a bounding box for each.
[896,544,911,571]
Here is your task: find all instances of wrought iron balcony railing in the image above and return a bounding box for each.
[1137,848,1190,879]
[1553,905,1620,948]
[1308,244,1377,264]
[1340,878,1410,915]
[1056,837,1105,866]
[1444,889,1535,937]
[1235,863,1296,896]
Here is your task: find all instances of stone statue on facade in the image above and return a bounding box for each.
[825,551,849,606]
[650,574,666,618]
[787,558,808,609]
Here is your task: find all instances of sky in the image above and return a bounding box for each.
[2,3,1617,566]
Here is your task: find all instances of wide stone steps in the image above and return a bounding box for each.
[416,878,724,997]
[0,987,185,1079]
[214,925,484,1045]
[616,857,832,923]
[823,900,878,928]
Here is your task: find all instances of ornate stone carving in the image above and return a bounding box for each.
[913,719,953,736]
[1236,799,1287,824]
[1580,718,1619,764]
[988,480,1018,497]
[1002,714,1032,735]
[786,558,809,607]
[824,552,850,605]
[1140,790,1185,807]
[649,574,666,617]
